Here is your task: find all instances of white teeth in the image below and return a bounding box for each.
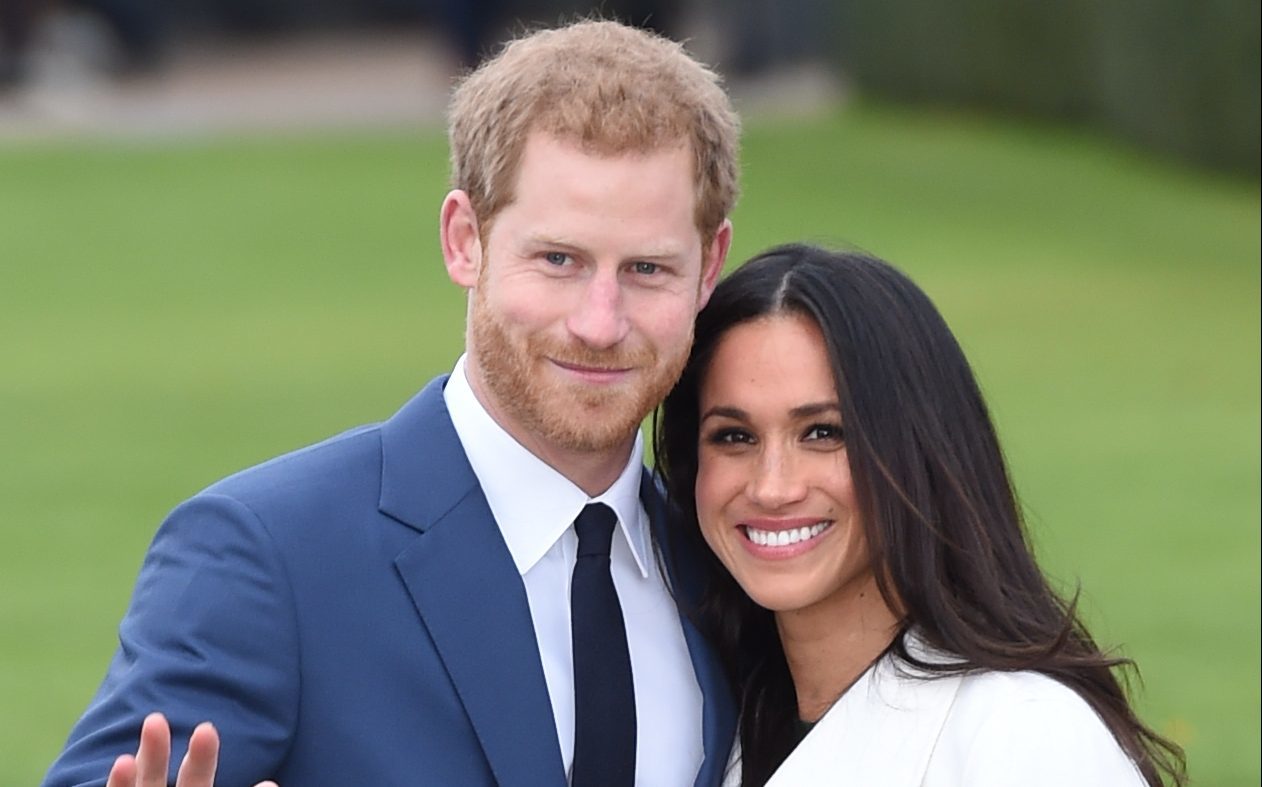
[743,522,830,547]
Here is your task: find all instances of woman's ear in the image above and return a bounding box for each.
[440,190,482,288]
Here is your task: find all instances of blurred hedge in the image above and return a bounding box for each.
[837,0,1260,176]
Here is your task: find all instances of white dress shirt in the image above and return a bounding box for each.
[444,355,704,786]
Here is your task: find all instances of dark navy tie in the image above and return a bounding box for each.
[570,502,636,787]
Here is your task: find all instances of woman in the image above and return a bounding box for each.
[655,244,1185,786]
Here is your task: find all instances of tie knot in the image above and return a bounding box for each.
[574,503,617,557]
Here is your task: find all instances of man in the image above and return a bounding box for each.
[42,19,741,787]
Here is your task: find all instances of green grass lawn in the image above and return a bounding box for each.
[1,104,1257,785]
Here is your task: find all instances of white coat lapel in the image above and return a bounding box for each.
[765,656,964,786]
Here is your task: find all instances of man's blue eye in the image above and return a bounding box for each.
[633,261,659,275]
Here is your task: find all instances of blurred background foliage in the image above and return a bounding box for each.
[839,0,1260,175]
[5,0,1257,173]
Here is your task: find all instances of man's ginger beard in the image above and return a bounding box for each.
[469,273,693,454]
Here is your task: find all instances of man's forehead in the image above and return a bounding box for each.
[499,131,701,224]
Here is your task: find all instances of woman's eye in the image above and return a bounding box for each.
[544,252,570,266]
[706,428,753,445]
[804,424,845,442]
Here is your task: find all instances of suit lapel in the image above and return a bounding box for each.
[381,378,567,786]
[641,472,737,787]
[680,611,738,787]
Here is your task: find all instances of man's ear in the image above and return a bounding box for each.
[440,190,482,288]
[697,219,732,310]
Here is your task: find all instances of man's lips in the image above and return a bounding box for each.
[550,359,634,382]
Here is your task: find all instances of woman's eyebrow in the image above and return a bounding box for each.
[789,402,842,419]
[700,405,747,422]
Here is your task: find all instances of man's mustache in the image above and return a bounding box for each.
[532,340,656,371]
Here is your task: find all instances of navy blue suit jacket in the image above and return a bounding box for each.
[44,376,736,786]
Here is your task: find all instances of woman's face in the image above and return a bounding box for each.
[695,313,875,616]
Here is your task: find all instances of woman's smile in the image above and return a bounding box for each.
[739,518,834,557]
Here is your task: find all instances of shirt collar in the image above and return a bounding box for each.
[443,354,652,578]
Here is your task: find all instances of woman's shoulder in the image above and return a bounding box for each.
[955,668,1098,714]
[926,669,1146,786]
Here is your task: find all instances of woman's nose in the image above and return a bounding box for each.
[746,447,809,509]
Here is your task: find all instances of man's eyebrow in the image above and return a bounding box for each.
[522,234,686,260]
[522,234,582,250]
[626,248,688,261]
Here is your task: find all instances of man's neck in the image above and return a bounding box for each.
[505,427,635,498]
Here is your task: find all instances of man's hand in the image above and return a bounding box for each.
[104,713,278,787]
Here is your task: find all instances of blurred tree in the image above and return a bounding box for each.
[838,0,1260,175]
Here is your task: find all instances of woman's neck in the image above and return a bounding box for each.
[775,575,901,722]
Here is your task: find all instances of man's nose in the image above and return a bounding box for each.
[567,270,631,349]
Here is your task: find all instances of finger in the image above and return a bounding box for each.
[134,713,172,787]
[255,782,280,787]
[106,754,137,787]
[175,722,220,787]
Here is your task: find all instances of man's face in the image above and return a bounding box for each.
[458,133,728,458]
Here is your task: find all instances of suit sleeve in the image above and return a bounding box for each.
[42,493,300,787]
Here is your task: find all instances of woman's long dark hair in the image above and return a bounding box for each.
[655,244,1185,786]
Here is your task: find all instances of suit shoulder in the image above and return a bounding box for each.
[199,422,385,508]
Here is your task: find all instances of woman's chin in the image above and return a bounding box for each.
[736,579,821,615]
